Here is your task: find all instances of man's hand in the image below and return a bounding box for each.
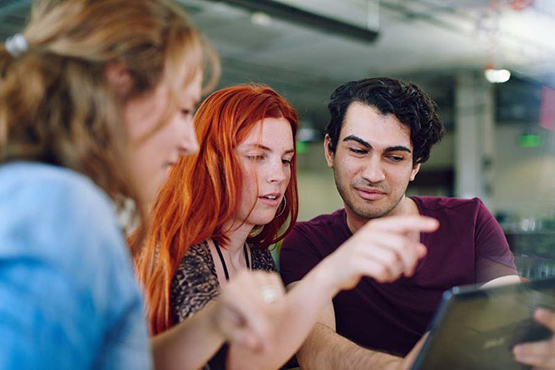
[513,308,555,369]
[321,215,439,292]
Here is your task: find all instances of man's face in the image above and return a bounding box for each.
[325,102,421,220]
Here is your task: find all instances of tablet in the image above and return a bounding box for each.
[411,277,555,370]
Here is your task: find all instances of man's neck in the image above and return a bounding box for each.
[345,195,419,234]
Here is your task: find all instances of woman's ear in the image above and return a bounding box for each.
[105,62,133,98]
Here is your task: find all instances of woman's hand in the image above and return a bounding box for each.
[212,270,286,352]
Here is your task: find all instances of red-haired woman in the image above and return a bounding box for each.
[137,84,439,369]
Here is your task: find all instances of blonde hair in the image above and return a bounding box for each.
[0,0,219,252]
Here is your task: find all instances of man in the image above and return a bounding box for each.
[280,77,554,369]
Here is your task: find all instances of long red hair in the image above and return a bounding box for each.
[136,84,299,334]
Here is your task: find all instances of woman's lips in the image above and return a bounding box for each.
[258,194,280,207]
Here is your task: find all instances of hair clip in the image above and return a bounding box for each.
[5,33,28,58]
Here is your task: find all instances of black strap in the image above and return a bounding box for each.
[214,239,230,281]
[213,240,250,281]
[244,243,250,270]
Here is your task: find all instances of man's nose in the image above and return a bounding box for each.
[361,157,386,183]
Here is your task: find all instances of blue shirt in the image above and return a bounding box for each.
[0,162,152,369]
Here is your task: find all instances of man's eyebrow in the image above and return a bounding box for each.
[343,135,412,153]
[343,135,371,148]
[385,146,412,153]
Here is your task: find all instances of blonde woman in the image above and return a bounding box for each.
[0,1,287,369]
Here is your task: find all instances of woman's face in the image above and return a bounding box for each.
[124,72,202,203]
[234,116,295,228]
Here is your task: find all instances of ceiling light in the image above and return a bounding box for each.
[484,68,511,83]
[251,11,272,27]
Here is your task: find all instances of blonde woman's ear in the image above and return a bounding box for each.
[105,62,133,98]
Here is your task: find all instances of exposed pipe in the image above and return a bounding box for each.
[206,0,379,43]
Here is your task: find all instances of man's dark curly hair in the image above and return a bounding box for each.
[326,77,445,164]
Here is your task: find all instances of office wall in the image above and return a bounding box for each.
[296,142,343,222]
[493,125,555,219]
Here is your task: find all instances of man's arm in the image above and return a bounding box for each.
[480,275,521,289]
[474,199,519,283]
[296,292,403,370]
[296,269,521,370]
[227,216,439,370]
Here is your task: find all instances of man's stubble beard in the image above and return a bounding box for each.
[333,168,406,221]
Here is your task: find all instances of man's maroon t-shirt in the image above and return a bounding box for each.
[280,197,517,356]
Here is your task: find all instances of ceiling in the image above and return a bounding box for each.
[1,0,553,131]
[180,0,555,129]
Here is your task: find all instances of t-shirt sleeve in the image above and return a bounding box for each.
[279,224,325,287]
[474,199,518,283]
[0,172,149,369]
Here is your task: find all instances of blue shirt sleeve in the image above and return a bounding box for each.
[0,163,151,370]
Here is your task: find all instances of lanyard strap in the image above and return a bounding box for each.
[213,240,250,281]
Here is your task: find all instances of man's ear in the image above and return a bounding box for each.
[324,134,335,168]
[410,162,421,181]
[104,62,133,98]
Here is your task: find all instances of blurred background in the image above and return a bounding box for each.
[2,0,553,278]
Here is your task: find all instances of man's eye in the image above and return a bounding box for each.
[349,148,366,154]
[388,156,404,162]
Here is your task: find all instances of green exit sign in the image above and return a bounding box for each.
[519,134,543,148]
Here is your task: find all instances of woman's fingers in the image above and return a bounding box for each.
[217,270,286,351]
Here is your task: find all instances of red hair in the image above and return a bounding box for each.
[136,84,299,334]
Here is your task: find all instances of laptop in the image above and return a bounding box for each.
[411,277,555,370]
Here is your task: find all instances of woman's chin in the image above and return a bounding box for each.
[248,213,277,227]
